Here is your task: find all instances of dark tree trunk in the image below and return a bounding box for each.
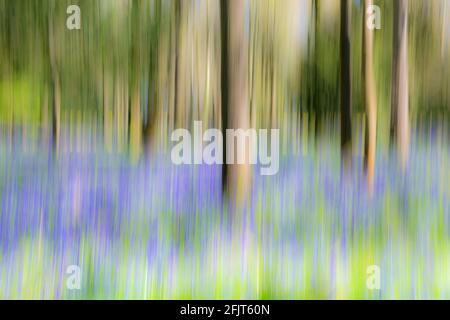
[391,0,409,170]
[220,0,229,193]
[143,0,162,152]
[48,2,60,155]
[340,0,352,170]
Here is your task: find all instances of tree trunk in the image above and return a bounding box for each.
[363,0,377,195]
[129,0,142,158]
[391,0,409,171]
[174,0,187,129]
[314,0,320,142]
[143,0,162,152]
[340,0,352,171]
[220,0,228,193]
[220,0,251,207]
[48,4,60,155]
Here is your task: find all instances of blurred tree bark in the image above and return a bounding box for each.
[220,0,229,193]
[129,0,143,158]
[391,0,409,171]
[174,0,187,129]
[314,0,320,141]
[143,0,162,152]
[340,0,352,171]
[48,1,60,155]
[220,0,251,207]
[363,0,377,195]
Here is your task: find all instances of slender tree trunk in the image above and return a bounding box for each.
[249,3,257,129]
[442,0,447,60]
[48,5,60,155]
[363,0,377,195]
[340,0,352,171]
[391,0,409,170]
[220,0,251,207]
[314,0,320,142]
[270,48,276,129]
[129,0,143,158]
[143,0,161,152]
[174,0,186,129]
[103,57,113,153]
[220,0,229,193]
[168,20,176,135]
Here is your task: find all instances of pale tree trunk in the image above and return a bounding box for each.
[442,0,447,60]
[221,0,251,207]
[174,0,187,129]
[129,0,142,158]
[363,0,377,195]
[249,2,257,130]
[270,49,277,130]
[340,0,352,171]
[391,0,409,171]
